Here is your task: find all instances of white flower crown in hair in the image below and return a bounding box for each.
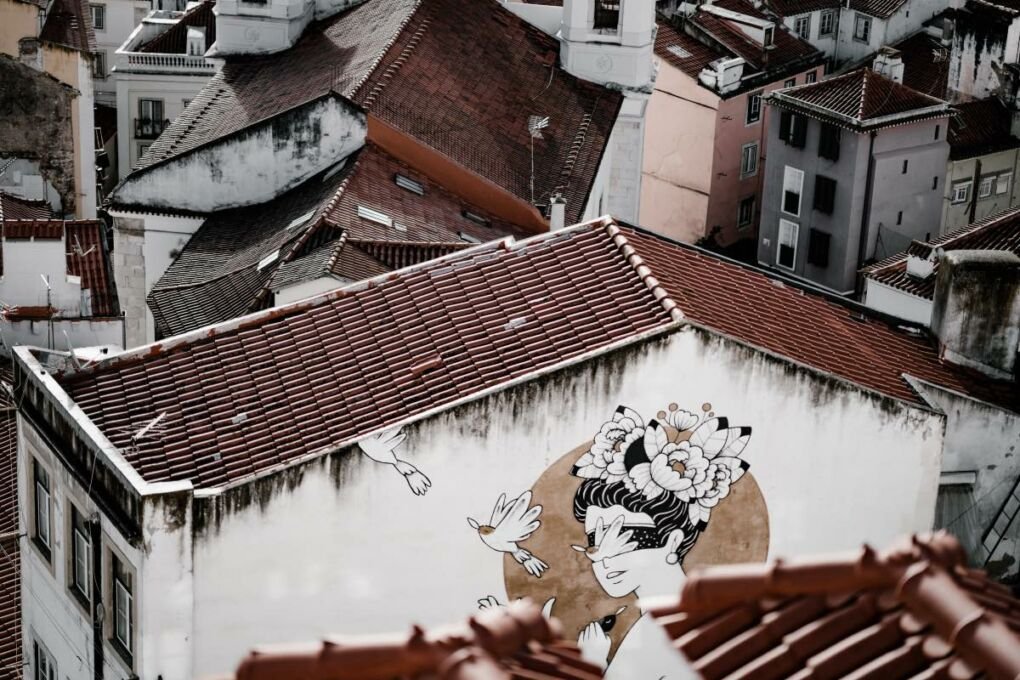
[571,404,751,528]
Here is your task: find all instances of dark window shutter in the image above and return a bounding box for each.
[819,124,841,161]
[808,229,830,267]
[813,175,836,214]
[791,115,808,148]
[779,111,792,142]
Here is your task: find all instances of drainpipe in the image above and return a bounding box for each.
[855,130,877,295]
[969,158,982,224]
[89,516,104,680]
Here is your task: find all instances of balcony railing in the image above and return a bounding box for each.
[122,51,217,72]
[593,0,620,29]
[135,118,170,140]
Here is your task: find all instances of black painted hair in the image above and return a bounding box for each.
[572,478,701,562]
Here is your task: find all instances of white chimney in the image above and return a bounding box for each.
[931,250,1020,380]
[549,194,566,230]
[186,26,206,56]
[873,46,904,84]
[905,253,935,280]
[559,0,655,89]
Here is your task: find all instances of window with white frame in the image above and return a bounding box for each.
[111,553,134,662]
[741,142,759,177]
[794,15,811,39]
[979,176,994,198]
[778,219,799,269]
[782,166,805,216]
[785,78,796,88]
[70,504,91,605]
[805,70,817,84]
[33,459,51,559]
[819,10,835,37]
[854,14,872,42]
[746,91,763,125]
[33,639,56,680]
[951,181,970,204]
[997,172,1012,195]
[90,3,105,30]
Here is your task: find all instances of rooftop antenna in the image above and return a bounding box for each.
[40,274,53,350]
[528,115,549,205]
[69,233,96,257]
[62,330,82,370]
[132,411,167,443]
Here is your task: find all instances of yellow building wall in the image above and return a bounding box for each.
[0,0,39,58]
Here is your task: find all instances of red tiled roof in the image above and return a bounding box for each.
[691,0,822,74]
[53,221,1019,489]
[233,601,603,680]
[134,0,620,224]
[655,19,729,80]
[863,207,1020,301]
[866,32,951,101]
[0,370,20,680]
[768,68,949,130]
[949,98,1020,160]
[138,1,216,55]
[147,144,526,338]
[0,220,116,316]
[649,532,1020,680]
[39,0,96,52]
[763,0,839,15]
[0,192,52,221]
[849,0,908,19]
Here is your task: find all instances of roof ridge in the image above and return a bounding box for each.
[348,0,428,101]
[603,221,684,322]
[357,12,432,108]
[858,68,869,121]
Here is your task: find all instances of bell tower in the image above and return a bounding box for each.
[558,0,656,90]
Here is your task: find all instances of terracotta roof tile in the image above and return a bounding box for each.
[232,601,603,680]
[848,0,908,19]
[865,32,951,101]
[138,1,217,55]
[863,207,1020,301]
[0,193,52,221]
[147,144,526,338]
[763,0,839,15]
[0,371,19,680]
[949,98,1020,160]
[133,0,619,223]
[39,0,96,52]
[648,533,1020,680]
[655,19,729,80]
[768,68,949,130]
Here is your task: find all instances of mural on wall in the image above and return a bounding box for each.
[358,427,432,495]
[473,402,769,679]
[468,491,549,577]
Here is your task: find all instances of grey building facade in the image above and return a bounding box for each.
[758,66,950,294]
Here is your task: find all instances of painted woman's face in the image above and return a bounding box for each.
[581,505,660,598]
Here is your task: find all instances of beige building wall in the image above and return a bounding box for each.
[0,0,38,57]
[640,62,719,243]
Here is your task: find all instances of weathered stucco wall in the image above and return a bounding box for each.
[187,324,944,677]
[0,56,77,214]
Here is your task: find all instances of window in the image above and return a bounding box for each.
[593,0,620,30]
[136,99,165,139]
[979,176,994,198]
[33,639,56,680]
[779,111,807,148]
[951,181,970,204]
[90,3,105,30]
[819,10,835,37]
[854,14,872,43]
[818,123,841,161]
[933,176,939,191]
[763,26,775,47]
[934,124,941,141]
[778,219,799,269]
[746,91,763,125]
[70,505,91,605]
[738,196,755,228]
[897,211,903,225]
[902,159,909,174]
[805,70,817,84]
[784,78,796,88]
[111,554,134,660]
[782,166,804,216]
[92,50,105,79]
[33,460,51,559]
[794,15,811,40]
[997,172,1012,195]
[741,142,759,177]
[813,175,837,214]
[807,228,830,267]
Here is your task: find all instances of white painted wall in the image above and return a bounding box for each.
[114,96,366,212]
[2,318,123,355]
[92,0,152,106]
[186,325,944,676]
[862,278,933,325]
[502,0,561,35]
[273,275,343,307]
[607,94,647,224]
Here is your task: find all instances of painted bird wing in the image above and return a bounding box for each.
[492,491,542,544]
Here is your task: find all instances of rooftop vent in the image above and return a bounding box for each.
[257,249,279,271]
[462,210,491,228]
[286,209,316,230]
[357,206,393,228]
[667,44,693,60]
[395,174,424,195]
[458,231,482,244]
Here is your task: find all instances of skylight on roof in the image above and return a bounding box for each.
[458,231,481,244]
[357,206,393,227]
[286,209,316,231]
[395,174,424,195]
[667,44,693,59]
[462,210,490,228]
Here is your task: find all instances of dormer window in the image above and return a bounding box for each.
[593,0,620,30]
[763,25,775,47]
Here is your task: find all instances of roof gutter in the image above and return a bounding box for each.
[767,92,951,131]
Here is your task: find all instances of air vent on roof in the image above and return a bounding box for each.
[667,44,693,59]
[395,174,424,195]
[357,205,393,228]
[286,209,316,231]
[257,250,280,271]
[462,210,490,227]
[458,231,482,244]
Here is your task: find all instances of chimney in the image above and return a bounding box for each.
[18,37,42,71]
[872,47,904,84]
[549,194,566,230]
[931,250,1020,380]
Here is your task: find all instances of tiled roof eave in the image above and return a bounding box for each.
[865,272,936,301]
[768,93,951,131]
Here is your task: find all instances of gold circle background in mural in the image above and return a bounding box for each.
[503,429,769,659]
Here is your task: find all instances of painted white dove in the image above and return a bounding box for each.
[467,491,548,577]
[358,427,431,496]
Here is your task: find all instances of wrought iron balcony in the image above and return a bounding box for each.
[134,118,169,140]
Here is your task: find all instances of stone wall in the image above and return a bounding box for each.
[0,55,77,214]
[112,215,147,347]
